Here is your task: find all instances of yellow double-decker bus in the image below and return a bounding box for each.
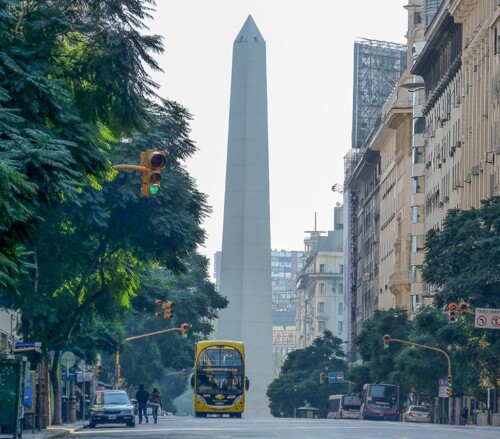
[191,340,249,418]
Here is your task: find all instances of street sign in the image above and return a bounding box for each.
[15,342,41,349]
[475,308,500,329]
[329,372,344,383]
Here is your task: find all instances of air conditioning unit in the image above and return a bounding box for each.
[471,166,480,176]
[453,95,462,106]
[465,173,472,183]
[444,196,449,203]
[440,112,449,122]
[438,201,444,208]
[484,152,495,163]
[455,178,463,188]
[465,37,472,48]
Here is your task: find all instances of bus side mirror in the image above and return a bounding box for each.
[190,375,194,388]
[245,376,250,391]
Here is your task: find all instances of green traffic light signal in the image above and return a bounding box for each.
[149,184,160,195]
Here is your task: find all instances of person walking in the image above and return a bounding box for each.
[149,388,163,424]
[135,384,150,424]
[460,406,469,425]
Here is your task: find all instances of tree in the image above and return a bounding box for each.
[267,331,348,418]
[423,197,500,405]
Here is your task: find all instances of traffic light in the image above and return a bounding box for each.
[459,301,468,321]
[140,150,166,197]
[94,365,101,377]
[181,368,187,380]
[447,375,453,397]
[448,303,457,322]
[320,372,326,384]
[118,377,125,388]
[383,334,390,349]
[163,301,174,319]
[154,299,163,318]
[181,323,189,339]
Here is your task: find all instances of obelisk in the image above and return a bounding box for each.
[217,15,273,417]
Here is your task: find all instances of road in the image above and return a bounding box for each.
[70,415,499,438]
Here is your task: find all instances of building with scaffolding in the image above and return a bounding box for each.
[351,38,407,149]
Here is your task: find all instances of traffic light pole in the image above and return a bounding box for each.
[115,326,187,389]
[112,164,147,172]
[388,337,452,378]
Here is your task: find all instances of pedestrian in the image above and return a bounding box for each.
[460,406,468,425]
[135,384,150,424]
[150,388,163,423]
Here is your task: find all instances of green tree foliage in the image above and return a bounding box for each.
[0,0,164,291]
[353,308,411,385]
[117,254,228,398]
[423,196,500,398]
[0,0,226,423]
[267,331,348,418]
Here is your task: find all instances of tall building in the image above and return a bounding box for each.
[216,15,274,417]
[351,39,408,149]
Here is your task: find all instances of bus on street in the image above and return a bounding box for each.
[327,394,362,419]
[360,383,400,421]
[191,340,249,418]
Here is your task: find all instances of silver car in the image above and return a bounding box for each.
[88,390,135,428]
[403,405,432,423]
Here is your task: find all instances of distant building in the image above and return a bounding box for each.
[215,248,303,362]
[293,206,345,350]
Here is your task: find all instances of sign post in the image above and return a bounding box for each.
[475,308,500,330]
[328,372,345,384]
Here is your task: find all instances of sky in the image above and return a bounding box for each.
[146,1,408,276]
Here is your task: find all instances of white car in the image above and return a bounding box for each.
[403,405,432,423]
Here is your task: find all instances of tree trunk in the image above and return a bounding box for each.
[50,351,62,425]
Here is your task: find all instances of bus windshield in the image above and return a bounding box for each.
[369,385,398,401]
[196,346,244,394]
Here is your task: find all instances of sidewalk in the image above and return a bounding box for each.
[0,421,86,439]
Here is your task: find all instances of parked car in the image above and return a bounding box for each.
[402,405,432,423]
[88,390,135,428]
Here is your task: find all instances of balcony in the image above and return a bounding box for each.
[389,271,411,300]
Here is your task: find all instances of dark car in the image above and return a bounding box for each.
[88,390,135,428]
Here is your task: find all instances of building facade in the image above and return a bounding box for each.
[293,206,346,349]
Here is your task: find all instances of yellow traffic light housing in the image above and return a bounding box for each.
[141,150,166,197]
[383,334,390,349]
[448,303,457,322]
[163,301,174,319]
[447,375,453,397]
[181,323,189,339]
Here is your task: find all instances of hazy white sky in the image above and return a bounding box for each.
[147,1,408,274]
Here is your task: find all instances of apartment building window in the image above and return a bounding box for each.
[412,205,425,223]
[338,302,343,315]
[318,321,326,333]
[411,265,423,283]
[319,264,325,273]
[339,264,343,273]
[412,146,424,164]
[413,116,425,134]
[339,283,343,295]
[337,321,343,336]
[319,283,326,294]
[411,235,425,252]
[318,302,325,313]
[412,176,425,194]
